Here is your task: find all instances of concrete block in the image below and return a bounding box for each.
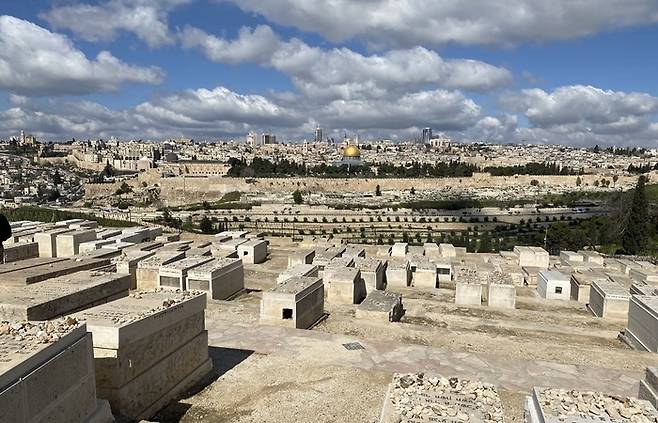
[537,270,571,300]
[135,251,185,290]
[96,331,211,421]
[288,250,315,267]
[0,271,131,321]
[277,264,318,284]
[187,258,244,300]
[260,276,324,329]
[55,230,97,257]
[75,291,207,350]
[486,283,515,309]
[391,242,408,257]
[588,280,630,319]
[158,256,214,290]
[625,295,658,352]
[92,311,205,388]
[356,291,404,322]
[325,268,365,304]
[385,258,411,288]
[455,282,482,306]
[1,258,112,286]
[236,239,267,264]
[353,257,385,293]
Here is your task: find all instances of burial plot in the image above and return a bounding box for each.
[0,271,131,321]
[380,373,504,423]
[356,290,404,322]
[186,258,244,300]
[74,291,211,421]
[0,319,113,423]
[1,258,111,286]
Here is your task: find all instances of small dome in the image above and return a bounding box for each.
[343,145,361,158]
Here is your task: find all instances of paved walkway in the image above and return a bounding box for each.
[207,322,642,396]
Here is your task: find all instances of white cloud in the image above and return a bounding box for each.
[224,0,658,47]
[181,25,512,99]
[503,85,658,130]
[0,16,164,96]
[180,25,282,64]
[499,85,658,146]
[316,90,481,130]
[134,86,304,129]
[41,0,190,48]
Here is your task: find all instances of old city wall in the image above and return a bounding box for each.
[83,171,653,205]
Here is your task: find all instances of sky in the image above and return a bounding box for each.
[1,0,658,147]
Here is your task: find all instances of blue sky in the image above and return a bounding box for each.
[1,0,658,146]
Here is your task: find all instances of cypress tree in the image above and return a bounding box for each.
[621,175,649,254]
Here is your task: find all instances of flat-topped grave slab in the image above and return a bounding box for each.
[0,257,66,275]
[525,387,657,423]
[74,291,206,350]
[0,270,131,321]
[187,258,244,300]
[0,318,86,392]
[0,258,111,286]
[356,290,404,322]
[380,373,504,423]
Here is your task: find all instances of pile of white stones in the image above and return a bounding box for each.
[106,289,203,325]
[389,373,504,423]
[539,388,658,422]
[0,316,80,344]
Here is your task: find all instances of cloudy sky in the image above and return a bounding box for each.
[1,0,658,146]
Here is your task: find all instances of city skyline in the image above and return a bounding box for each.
[0,1,657,146]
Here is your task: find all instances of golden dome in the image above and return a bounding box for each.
[343,144,361,158]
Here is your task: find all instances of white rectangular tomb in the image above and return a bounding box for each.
[186,258,244,300]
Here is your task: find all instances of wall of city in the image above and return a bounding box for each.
[83,171,654,205]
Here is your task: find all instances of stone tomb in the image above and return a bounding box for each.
[391,242,408,258]
[386,258,411,288]
[578,250,605,266]
[186,258,244,300]
[3,242,39,263]
[587,280,630,319]
[312,246,346,270]
[135,251,185,290]
[277,264,319,284]
[55,230,97,257]
[423,242,441,259]
[630,268,658,285]
[0,271,131,321]
[211,238,248,258]
[537,270,571,300]
[325,267,365,304]
[353,257,386,293]
[356,291,404,322]
[260,276,324,329]
[570,270,609,304]
[439,243,457,258]
[560,250,584,263]
[0,320,113,423]
[486,283,516,309]
[34,228,72,258]
[379,373,504,423]
[525,387,657,423]
[236,239,268,264]
[624,295,658,352]
[158,256,214,291]
[343,245,366,259]
[114,250,156,289]
[0,258,111,286]
[639,367,658,409]
[288,249,315,267]
[455,281,483,306]
[74,291,211,421]
[0,257,66,275]
[412,259,439,289]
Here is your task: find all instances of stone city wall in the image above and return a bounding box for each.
[84,171,654,205]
